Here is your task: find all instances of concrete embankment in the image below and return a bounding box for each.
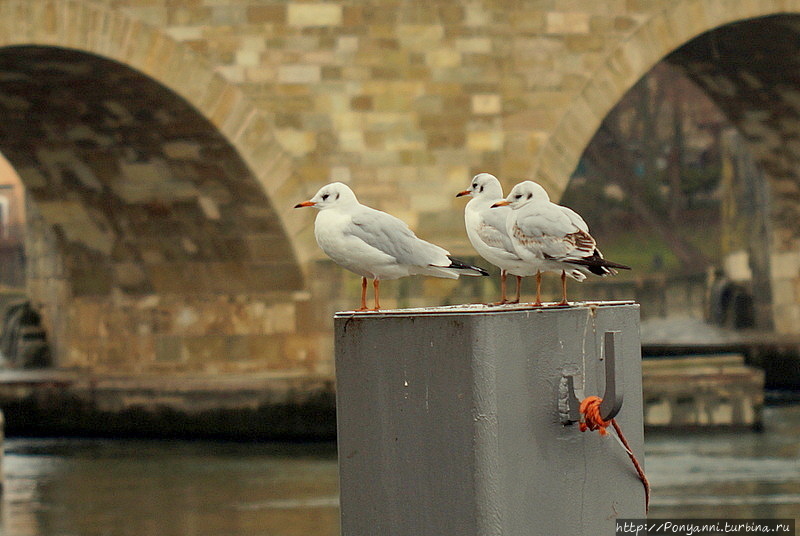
[642,354,764,430]
[0,370,336,440]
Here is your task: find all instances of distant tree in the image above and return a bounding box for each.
[573,63,726,272]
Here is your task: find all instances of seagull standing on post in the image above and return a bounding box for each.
[492,181,630,305]
[295,182,489,311]
[456,173,545,305]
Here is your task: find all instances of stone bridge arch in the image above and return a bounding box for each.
[5,0,800,376]
[537,1,800,333]
[0,2,319,373]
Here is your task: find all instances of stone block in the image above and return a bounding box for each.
[467,131,504,152]
[267,303,297,334]
[182,335,228,365]
[242,234,294,261]
[774,302,800,333]
[155,335,184,363]
[771,251,800,279]
[425,48,461,68]
[546,11,591,34]
[71,266,114,296]
[275,128,317,156]
[248,334,285,368]
[397,24,444,50]
[278,64,322,84]
[247,5,286,24]
[288,3,342,27]
[244,263,304,292]
[113,262,149,291]
[235,49,260,67]
[455,37,492,54]
[471,93,501,115]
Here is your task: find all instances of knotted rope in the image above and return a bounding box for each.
[579,395,651,511]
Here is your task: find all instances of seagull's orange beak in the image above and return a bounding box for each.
[491,200,511,208]
[455,190,471,198]
[294,201,316,208]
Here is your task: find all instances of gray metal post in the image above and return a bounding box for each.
[335,302,645,536]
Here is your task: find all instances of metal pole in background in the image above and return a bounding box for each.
[335,302,645,536]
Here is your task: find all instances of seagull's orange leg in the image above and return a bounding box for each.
[356,277,369,311]
[508,275,521,304]
[558,270,569,306]
[533,271,542,306]
[371,278,381,311]
[491,270,508,305]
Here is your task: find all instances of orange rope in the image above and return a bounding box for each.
[579,395,651,512]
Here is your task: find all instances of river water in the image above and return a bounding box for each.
[2,404,798,536]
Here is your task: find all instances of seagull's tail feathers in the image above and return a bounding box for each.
[426,256,490,278]
[447,255,489,276]
[565,268,587,282]
[447,256,490,276]
[565,250,631,277]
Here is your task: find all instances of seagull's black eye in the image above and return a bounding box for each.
[472,183,477,189]
[527,193,532,199]
[515,194,522,199]
[322,194,329,200]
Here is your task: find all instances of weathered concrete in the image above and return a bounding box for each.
[335,303,645,536]
[641,316,800,389]
[0,369,335,440]
[642,354,764,430]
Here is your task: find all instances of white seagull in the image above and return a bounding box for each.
[492,181,630,306]
[295,182,488,311]
[456,173,545,304]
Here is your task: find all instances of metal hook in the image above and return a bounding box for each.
[559,330,624,424]
[599,331,624,421]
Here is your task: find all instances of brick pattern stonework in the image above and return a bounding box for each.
[2,0,800,374]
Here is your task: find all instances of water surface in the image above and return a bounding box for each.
[2,405,798,535]
[2,441,340,536]
[647,404,800,519]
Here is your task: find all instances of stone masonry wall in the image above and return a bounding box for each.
[5,0,800,374]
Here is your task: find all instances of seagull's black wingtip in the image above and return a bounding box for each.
[447,256,490,276]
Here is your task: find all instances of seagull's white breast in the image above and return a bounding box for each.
[465,200,537,276]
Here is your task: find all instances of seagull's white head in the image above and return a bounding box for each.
[456,173,504,200]
[491,181,550,210]
[294,182,358,210]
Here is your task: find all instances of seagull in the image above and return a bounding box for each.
[295,182,489,311]
[492,181,630,306]
[456,173,545,305]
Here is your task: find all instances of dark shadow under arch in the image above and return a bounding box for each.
[0,45,302,297]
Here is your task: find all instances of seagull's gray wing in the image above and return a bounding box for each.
[513,203,596,260]
[478,205,517,254]
[347,206,450,266]
[559,205,589,234]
